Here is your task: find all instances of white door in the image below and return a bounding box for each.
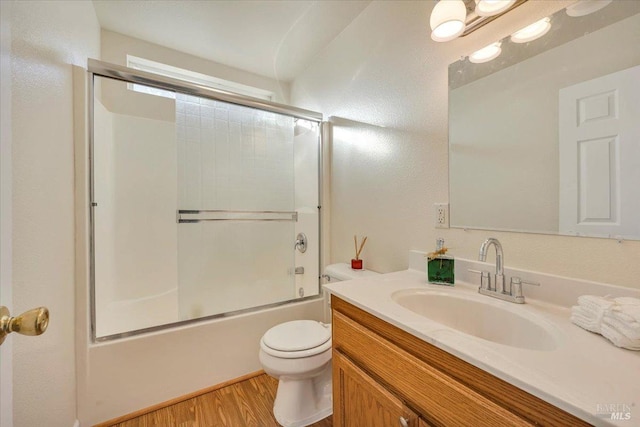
[559,65,640,238]
[0,0,13,425]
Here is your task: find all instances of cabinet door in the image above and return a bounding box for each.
[333,349,418,427]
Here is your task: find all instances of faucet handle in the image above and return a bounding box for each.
[510,277,540,299]
[468,269,491,291]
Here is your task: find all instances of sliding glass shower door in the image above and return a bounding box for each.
[176,94,299,320]
[90,61,322,340]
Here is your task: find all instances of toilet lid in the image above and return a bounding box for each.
[263,320,331,352]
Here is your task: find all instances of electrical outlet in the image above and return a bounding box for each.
[435,203,449,228]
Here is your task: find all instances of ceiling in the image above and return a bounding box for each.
[92,0,371,82]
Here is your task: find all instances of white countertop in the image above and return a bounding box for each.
[325,267,640,427]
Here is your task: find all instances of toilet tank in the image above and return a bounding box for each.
[324,263,380,282]
[322,263,380,322]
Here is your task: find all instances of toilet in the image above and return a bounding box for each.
[259,263,380,427]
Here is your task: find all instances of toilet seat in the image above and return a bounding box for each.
[261,320,331,359]
[260,338,332,359]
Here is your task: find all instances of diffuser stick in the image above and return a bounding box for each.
[354,235,358,260]
[355,236,368,260]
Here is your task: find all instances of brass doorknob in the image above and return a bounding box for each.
[0,306,49,345]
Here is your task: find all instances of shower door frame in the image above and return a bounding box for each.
[87,59,324,342]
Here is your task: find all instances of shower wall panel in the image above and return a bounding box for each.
[176,94,294,211]
[93,81,179,337]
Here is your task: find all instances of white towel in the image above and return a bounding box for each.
[601,323,640,351]
[571,296,614,332]
[608,309,640,328]
[571,295,640,351]
[609,310,638,325]
[577,295,615,317]
[602,313,640,341]
[570,306,601,333]
[612,297,640,324]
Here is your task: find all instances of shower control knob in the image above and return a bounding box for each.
[295,233,307,253]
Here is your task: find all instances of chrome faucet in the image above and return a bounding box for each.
[470,238,540,304]
[478,238,505,294]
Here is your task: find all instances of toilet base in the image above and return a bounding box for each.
[272,363,332,427]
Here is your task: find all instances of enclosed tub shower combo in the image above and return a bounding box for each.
[88,59,324,340]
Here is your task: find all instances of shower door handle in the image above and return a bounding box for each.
[0,305,50,346]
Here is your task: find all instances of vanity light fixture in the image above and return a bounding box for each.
[430,0,527,42]
[510,17,551,43]
[566,0,612,17]
[430,0,467,42]
[469,41,502,63]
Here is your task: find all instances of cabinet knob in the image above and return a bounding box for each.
[399,416,409,427]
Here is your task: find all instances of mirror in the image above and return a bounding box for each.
[449,1,640,240]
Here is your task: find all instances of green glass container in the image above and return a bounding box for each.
[427,238,455,286]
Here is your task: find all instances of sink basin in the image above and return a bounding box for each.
[392,289,559,351]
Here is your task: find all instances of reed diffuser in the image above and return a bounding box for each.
[352,235,367,270]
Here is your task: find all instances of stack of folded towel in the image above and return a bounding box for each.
[571,295,640,350]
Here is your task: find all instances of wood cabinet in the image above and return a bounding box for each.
[331,295,591,427]
[333,350,419,427]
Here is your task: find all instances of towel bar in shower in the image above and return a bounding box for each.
[177,209,298,223]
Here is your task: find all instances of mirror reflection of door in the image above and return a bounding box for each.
[559,65,640,238]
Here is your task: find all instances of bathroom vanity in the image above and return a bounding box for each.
[331,296,586,426]
[327,263,640,427]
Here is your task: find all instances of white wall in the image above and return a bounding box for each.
[9,1,101,426]
[291,0,640,290]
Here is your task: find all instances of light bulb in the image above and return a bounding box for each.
[430,0,467,42]
[469,42,502,63]
[566,0,612,17]
[511,17,551,43]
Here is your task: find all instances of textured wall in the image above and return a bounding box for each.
[291,0,640,289]
[10,1,101,426]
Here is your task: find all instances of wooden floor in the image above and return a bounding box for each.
[112,374,333,427]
